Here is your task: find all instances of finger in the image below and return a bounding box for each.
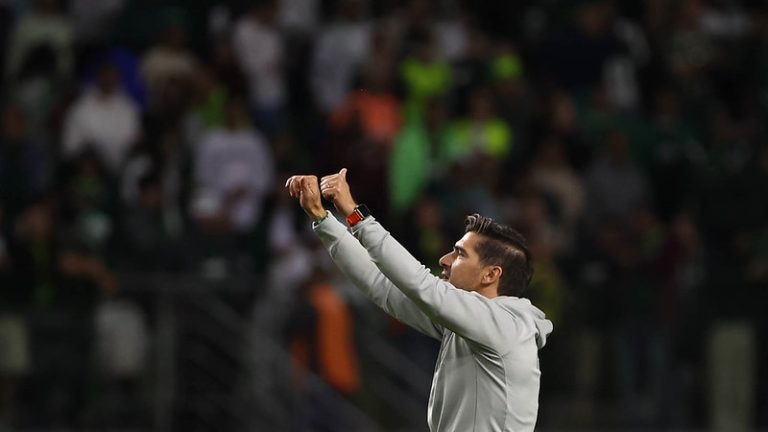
[293,178,303,198]
[290,177,301,197]
[295,177,306,196]
[303,178,315,195]
[288,178,296,197]
[320,176,337,186]
[284,176,293,188]
[320,179,337,191]
[339,168,347,180]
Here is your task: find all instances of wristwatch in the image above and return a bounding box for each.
[346,204,371,226]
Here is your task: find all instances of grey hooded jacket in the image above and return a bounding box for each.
[313,215,553,432]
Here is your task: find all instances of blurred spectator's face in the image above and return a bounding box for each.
[365,60,393,91]
[425,99,447,130]
[673,213,699,252]
[522,194,548,226]
[339,0,364,21]
[255,1,278,25]
[550,92,576,132]
[606,130,630,163]
[192,68,216,102]
[34,0,58,13]
[466,31,489,58]
[591,84,609,111]
[646,0,673,28]
[407,0,431,25]
[165,26,187,49]
[160,131,181,158]
[655,89,680,121]
[497,77,523,101]
[538,138,566,167]
[1,106,26,143]
[19,203,54,240]
[759,146,768,171]
[415,38,438,62]
[213,37,235,65]
[97,64,120,94]
[224,99,248,129]
[139,183,164,209]
[679,0,703,28]
[470,91,494,120]
[752,11,768,38]
[416,199,442,228]
[579,2,611,36]
[708,111,735,145]
[629,207,657,235]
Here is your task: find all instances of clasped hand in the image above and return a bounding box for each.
[285,168,356,219]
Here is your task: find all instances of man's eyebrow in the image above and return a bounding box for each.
[454,245,468,255]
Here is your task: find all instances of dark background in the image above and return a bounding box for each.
[0,0,766,430]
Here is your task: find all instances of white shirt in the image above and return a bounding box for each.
[63,87,140,172]
[233,17,285,108]
[192,128,274,232]
[311,21,371,112]
[5,11,74,80]
[278,0,319,34]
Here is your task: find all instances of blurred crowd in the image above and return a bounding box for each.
[0,0,767,430]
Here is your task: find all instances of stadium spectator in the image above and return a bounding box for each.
[585,128,650,231]
[62,60,141,174]
[0,103,50,219]
[526,135,586,240]
[4,0,73,83]
[388,97,449,214]
[330,55,402,146]
[311,0,371,114]
[191,96,275,234]
[233,0,286,135]
[140,21,197,116]
[399,28,452,116]
[442,87,512,164]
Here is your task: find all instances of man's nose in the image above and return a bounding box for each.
[439,252,452,268]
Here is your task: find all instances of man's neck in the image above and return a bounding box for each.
[477,285,499,299]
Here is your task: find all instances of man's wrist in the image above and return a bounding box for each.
[335,199,357,217]
[309,208,328,221]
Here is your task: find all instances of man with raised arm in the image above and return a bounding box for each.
[285,169,553,432]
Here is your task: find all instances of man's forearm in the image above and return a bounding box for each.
[313,215,443,340]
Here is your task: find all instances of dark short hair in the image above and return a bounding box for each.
[465,214,533,297]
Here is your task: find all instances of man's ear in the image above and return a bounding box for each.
[482,265,502,285]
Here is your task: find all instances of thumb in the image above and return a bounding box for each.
[339,168,347,180]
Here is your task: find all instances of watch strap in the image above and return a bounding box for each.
[346,204,370,226]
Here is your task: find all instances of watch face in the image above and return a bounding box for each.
[357,204,371,218]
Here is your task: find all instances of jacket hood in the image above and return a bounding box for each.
[529,303,553,349]
[503,297,553,349]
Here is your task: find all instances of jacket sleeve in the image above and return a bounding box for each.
[313,215,444,340]
[352,217,522,354]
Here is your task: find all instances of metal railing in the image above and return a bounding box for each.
[112,272,431,432]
